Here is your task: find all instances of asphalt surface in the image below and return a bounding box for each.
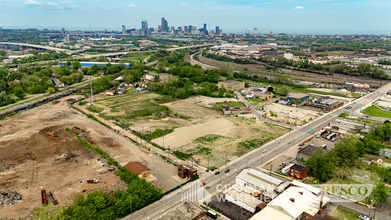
[127,83,391,220]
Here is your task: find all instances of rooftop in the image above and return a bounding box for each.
[290,180,322,195]
[291,164,308,172]
[226,189,262,208]
[123,161,150,175]
[297,145,319,156]
[236,168,284,189]
[288,92,309,99]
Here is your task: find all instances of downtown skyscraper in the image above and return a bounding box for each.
[161,16,168,32]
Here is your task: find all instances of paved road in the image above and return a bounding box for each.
[0,42,84,55]
[126,82,391,220]
[234,91,295,129]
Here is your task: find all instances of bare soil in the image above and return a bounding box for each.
[0,95,178,219]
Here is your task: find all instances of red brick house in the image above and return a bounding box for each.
[289,164,309,180]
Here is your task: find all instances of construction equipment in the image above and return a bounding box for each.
[48,191,58,205]
[87,178,99,184]
[47,132,57,137]
[41,190,48,205]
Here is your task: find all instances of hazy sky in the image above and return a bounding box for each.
[1,0,391,34]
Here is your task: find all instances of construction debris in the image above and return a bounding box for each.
[41,190,48,205]
[0,190,23,208]
[48,191,58,205]
[87,179,99,184]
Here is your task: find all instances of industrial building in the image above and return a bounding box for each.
[235,168,289,201]
[144,73,173,82]
[241,87,274,100]
[296,145,320,161]
[218,80,245,91]
[222,105,251,115]
[123,162,151,179]
[178,165,197,179]
[302,97,344,112]
[250,186,330,220]
[345,82,370,91]
[287,92,310,101]
[225,189,265,213]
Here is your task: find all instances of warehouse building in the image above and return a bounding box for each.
[123,162,151,179]
[287,92,310,101]
[58,61,131,68]
[302,97,344,112]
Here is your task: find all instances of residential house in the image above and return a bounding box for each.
[144,73,173,82]
[289,164,309,180]
[250,186,330,220]
[102,90,117,96]
[123,162,151,179]
[379,148,391,158]
[370,156,387,164]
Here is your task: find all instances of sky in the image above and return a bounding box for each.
[0,0,391,34]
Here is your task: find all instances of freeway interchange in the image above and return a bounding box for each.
[127,82,391,220]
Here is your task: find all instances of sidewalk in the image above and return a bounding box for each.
[337,202,391,220]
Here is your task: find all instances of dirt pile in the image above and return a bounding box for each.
[0,191,23,209]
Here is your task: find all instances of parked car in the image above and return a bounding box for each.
[200,182,206,187]
[262,149,266,153]
[224,169,230,173]
[215,171,220,175]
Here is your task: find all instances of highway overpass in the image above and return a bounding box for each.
[79,44,214,59]
[0,42,85,55]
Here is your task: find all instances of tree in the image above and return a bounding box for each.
[125,75,134,83]
[0,50,6,57]
[0,91,6,101]
[47,87,55,93]
[73,60,82,70]
[373,183,388,204]
[70,72,81,83]
[15,87,26,100]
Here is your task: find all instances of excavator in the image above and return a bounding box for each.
[47,132,57,137]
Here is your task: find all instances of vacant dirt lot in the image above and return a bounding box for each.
[0,95,178,219]
[261,103,320,126]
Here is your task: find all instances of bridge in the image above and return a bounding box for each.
[80,44,214,59]
[0,42,85,55]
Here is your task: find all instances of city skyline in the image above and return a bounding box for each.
[1,0,391,34]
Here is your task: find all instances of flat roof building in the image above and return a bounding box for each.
[123,161,151,179]
[58,61,131,68]
[250,186,330,220]
[287,92,310,101]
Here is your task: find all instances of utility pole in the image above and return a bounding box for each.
[270,164,273,176]
[163,136,165,149]
[89,76,94,106]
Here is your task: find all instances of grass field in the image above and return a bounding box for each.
[249,98,269,105]
[363,105,391,118]
[121,52,153,62]
[330,207,360,220]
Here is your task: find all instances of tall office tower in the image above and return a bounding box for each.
[183,26,189,33]
[215,26,219,35]
[145,20,148,30]
[178,27,182,32]
[122,25,126,34]
[141,20,146,29]
[209,30,214,36]
[189,25,193,32]
[161,16,168,32]
[219,29,222,36]
[158,25,161,32]
[270,31,273,37]
[171,26,175,34]
[62,28,65,32]
[254,28,258,35]
[203,23,207,32]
